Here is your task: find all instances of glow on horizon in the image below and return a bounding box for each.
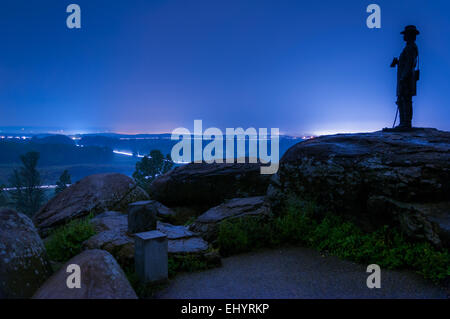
[113,150,145,158]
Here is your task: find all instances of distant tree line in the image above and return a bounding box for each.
[0,140,113,165]
[1,147,174,216]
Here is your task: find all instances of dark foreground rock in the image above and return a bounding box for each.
[270,128,450,247]
[33,249,137,299]
[190,196,271,242]
[0,209,52,299]
[148,162,271,211]
[34,173,149,236]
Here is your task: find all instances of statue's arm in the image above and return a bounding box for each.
[390,57,399,68]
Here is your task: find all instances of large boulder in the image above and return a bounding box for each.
[34,173,149,236]
[189,196,271,242]
[33,249,137,299]
[270,128,450,247]
[148,162,271,211]
[0,209,52,298]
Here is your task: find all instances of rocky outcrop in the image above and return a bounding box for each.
[83,212,210,264]
[34,173,149,236]
[148,162,271,211]
[0,209,52,299]
[190,196,271,242]
[270,128,450,247]
[33,249,137,299]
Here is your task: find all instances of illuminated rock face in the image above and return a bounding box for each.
[270,128,450,247]
[34,173,149,237]
[0,209,52,299]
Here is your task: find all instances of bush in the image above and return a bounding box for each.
[217,200,450,284]
[45,215,96,262]
[218,217,273,256]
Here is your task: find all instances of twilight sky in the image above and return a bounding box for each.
[0,0,449,135]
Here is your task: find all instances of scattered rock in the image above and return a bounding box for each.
[33,249,137,299]
[148,162,271,211]
[34,173,149,237]
[83,211,133,267]
[0,209,52,299]
[83,212,210,263]
[157,222,196,239]
[272,128,450,247]
[190,196,271,242]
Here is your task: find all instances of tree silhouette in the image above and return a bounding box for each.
[55,170,72,195]
[9,151,44,216]
[133,150,173,192]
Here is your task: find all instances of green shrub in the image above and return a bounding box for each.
[217,200,450,284]
[218,216,273,256]
[45,215,96,262]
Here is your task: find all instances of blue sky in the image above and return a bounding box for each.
[0,0,449,135]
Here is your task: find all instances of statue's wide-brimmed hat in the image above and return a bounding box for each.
[401,25,420,35]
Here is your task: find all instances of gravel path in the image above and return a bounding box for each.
[155,247,447,299]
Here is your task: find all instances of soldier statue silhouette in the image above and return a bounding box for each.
[385,25,420,131]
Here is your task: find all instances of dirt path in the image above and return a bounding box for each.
[155,247,447,299]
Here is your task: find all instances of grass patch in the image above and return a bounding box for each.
[45,214,96,262]
[218,199,450,284]
[168,254,211,277]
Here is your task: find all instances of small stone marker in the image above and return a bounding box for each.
[134,230,168,284]
[128,200,157,234]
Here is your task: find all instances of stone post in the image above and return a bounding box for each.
[134,230,168,284]
[128,200,157,234]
